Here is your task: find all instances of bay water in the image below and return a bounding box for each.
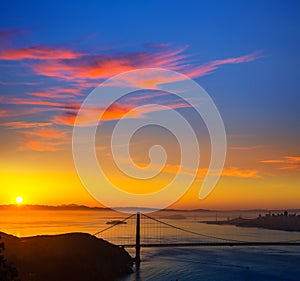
[1,209,300,280]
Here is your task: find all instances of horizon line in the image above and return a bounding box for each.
[0,203,299,212]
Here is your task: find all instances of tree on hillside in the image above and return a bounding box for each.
[0,235,19,281]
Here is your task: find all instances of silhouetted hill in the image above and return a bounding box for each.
[0,232,133,281]
[0,204,108,211]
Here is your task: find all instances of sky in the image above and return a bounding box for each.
[0,0,299,209]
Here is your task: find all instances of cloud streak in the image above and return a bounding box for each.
[119,160,260,179]
[31,49,261,82]
[261,156,300,170]
[54,99,193,127]
[28,86,82,99]
[0,45,82,60]
[0,36,263,153]
[18,140,65,152]
[29,47,187,81]
[184,51,262,78]
[0,40,262,84]
[0,29,22,40]
[1,121,52,129]
[18,127,68,151]
[0,95,80,109]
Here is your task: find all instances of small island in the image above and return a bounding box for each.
[203,211,300,232]
[0,231,133,281]
[106,220,127,225]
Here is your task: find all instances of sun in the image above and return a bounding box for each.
[15,196,23,204]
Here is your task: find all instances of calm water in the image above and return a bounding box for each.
[1,209,300,280]
[121,246,300,281]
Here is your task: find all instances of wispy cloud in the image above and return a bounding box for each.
[28,86,82,99]
[26,128,67,139]
[0,81,39,86]
[18,140,65,152]
[229,145,265,151]
[0,29,22,40]
[0,39,262,84]
[221,167,260,178]
[52,113,77,126]
[165,165,260,178]
[0,45,82,60]
[18,127,68,151]
[0,35,263,153]
[53,103,140,126]
[184,51,262,78]
[0,95,79,109]
[117,158,260,179]
[29,47,186,81]
[0,107,57,118]
[261,156,300,170]
[54,100,192,126]
[1,121,52,129]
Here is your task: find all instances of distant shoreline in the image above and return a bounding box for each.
[203,212,300,232]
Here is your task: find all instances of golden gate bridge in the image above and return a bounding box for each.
[94,213,300,263]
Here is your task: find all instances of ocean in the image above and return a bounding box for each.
[1,209,300,280]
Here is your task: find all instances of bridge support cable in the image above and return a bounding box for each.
[142,213,251,243]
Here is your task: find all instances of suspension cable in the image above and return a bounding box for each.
[142,213,250,243]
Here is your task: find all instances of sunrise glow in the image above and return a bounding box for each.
[0,1,299,211]
[15,196,23,204]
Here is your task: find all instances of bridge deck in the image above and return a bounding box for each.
[120,242,300,248]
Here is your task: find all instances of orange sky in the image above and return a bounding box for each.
[1,4,300,210]
[1,108,300,210]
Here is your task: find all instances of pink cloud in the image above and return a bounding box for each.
[0,81,39,86]
[1,121,52,129]
[28,86,82,99]
[0,45,82,60]
[0,38,262,84]
[0,40,262,89]
[18,140,64,152]
[53,103,137,126]
[229,145,265,151]
[0,41,263,138]
[27,128,67,139]
[126,161,260,179]
[53,98,192,127]
[0,95,80,109]
[184,51,263,78]
[30,47,186,81]
[18,127,68,151]
[221,167,260,178]
[0,107,59,118]
[0,29,22,40]
[145,42,172,48]
[52,114,77,126]
[121,92,169,103]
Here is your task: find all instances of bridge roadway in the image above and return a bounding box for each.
[120,242,300,248]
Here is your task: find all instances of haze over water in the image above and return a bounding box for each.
[2,209,300,280]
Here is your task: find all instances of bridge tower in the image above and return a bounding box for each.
[135,212,141,264]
